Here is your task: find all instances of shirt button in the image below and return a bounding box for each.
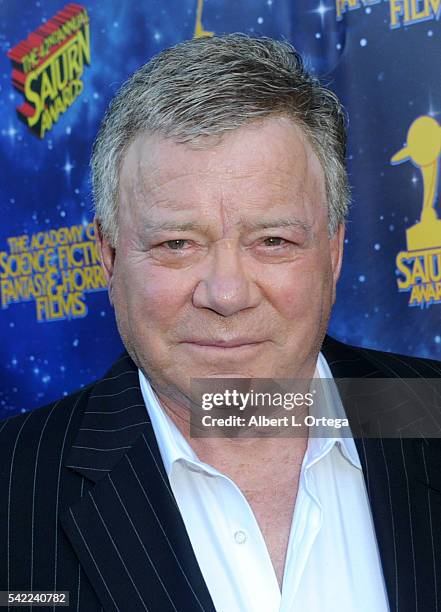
[234,530,247,544]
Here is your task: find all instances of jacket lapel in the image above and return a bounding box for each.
[322,336,441,612]
[61,339,441,611]
[60,353,215,612]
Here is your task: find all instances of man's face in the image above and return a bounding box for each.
[99,115,344,403]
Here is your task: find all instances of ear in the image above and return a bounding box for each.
[95,218,116,306]
[330,223,345,303]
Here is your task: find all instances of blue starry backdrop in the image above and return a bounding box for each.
[1,0,440,418]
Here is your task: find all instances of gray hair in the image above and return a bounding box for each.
[91,34,350,246]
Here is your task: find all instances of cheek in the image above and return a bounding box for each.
[260,259,333,320]
[115,261,192,326]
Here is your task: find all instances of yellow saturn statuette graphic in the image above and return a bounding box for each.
[391,115,441,251]
[392,115,441,308]
[194,0,214,38]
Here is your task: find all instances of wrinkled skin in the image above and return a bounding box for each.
[98,116,344,407]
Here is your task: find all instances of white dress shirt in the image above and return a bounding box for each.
[139,354,390,612]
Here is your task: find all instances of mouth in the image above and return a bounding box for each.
[181,339,267,350]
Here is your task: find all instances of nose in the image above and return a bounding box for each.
[192,239,261,317]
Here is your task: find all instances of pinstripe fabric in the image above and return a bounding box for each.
[1,336,440,611]
[0,353,215,612]
[0,386,99,610]
[322,336,441,612]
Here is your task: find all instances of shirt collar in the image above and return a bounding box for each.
[139,370,201,476]
[308,353,361,469]
[139,352,361,478]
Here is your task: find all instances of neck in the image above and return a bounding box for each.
[156,390,309,486]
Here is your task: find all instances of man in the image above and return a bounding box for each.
[1,34,440,612]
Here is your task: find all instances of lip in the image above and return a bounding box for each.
[182,339,266,349]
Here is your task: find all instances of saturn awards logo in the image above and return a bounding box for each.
[392,116,441,308]
[6,3,90,139]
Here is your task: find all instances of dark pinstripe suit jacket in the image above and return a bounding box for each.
[1,335,441,612]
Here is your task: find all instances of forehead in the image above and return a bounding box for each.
[119,116,326,212]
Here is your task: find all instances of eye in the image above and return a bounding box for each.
[262,237,288,247]
[163,239,189,250]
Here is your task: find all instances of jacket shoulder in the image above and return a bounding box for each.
[0,352,135,475]
[323,335,441,378]
[0,384,94,477]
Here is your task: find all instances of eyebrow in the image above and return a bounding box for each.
[141,221,210,233]
[240,217,312,233]
[142,217,312,234]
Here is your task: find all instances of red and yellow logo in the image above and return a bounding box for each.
[7,3,90,139]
